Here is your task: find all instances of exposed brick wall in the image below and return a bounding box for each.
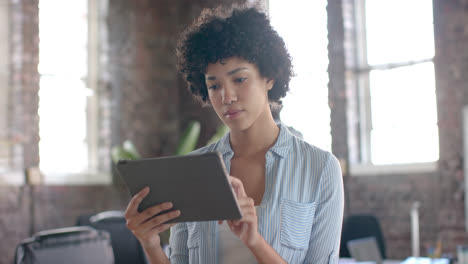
[328,0,349,164]
[107,0,180,158]
[8,0,39,171]
[344,173,440,258]
[328,0,468,259]
[0,186,31,264]
[433,0,468,255]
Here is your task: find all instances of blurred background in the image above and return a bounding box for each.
[0,0,467,262]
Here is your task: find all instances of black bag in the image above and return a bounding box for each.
[14,226,114,264]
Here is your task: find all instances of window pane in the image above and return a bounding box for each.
[269,0,331,151]
[366,0,434,65]
[39,0,89,174]
[38,76,88,173]
[370,62,439,164]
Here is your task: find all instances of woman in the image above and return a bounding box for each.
[124,4,344,264]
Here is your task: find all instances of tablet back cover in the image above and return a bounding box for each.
[116,152,241,223]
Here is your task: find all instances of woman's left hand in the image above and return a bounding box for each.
[220,176,261,248]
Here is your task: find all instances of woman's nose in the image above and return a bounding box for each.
[222,85,237,105]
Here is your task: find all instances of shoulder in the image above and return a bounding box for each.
[288,133,334,166]
[285,133,341,181]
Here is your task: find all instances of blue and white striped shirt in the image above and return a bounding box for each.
[169,122,344,263]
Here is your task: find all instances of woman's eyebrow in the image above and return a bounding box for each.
[227,67,248,75]
[205,67,248,81]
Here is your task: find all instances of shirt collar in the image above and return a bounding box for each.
[216,122,292,158]
[269,122,292,158]
[217,132,232,156]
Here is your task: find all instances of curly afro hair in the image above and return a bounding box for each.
[176,4,293,105]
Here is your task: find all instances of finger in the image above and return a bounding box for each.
[139,210,181,233]
[124,187,150,218]
[239,207,256,220]
[126,202,174,230]
[238,203,256,212]
[134,210,181,237]
[228,176,243,195]
[141,223,176,241]
[229,176,247,197]
[237,197,255,208]
[226,220,236,228]
[152,223,176,235]
[239,212,257,223]
[227,220,241,229]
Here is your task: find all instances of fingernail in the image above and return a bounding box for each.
[166,202,173,208]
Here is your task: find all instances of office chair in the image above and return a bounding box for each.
[339,214,386,259]
[77,210,147,264]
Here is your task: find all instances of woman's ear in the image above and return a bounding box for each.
[266,79,275,91]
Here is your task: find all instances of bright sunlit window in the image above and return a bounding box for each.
[38,0,89,176]
[364,0,439,165]
[269,0,331,151]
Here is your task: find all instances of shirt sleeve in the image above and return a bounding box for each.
[303,153,344,263]
[168,222,189,264]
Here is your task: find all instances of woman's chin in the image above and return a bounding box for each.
[223,119,248,132]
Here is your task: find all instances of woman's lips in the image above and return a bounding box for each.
[224,110,243,119]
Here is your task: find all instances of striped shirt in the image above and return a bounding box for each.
[169,122,344,263]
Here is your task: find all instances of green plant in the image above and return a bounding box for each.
[176,120,229,155]
[111,140,141,164]
[175,120,201,155]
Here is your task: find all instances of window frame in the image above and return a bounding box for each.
[351,0,438,175]
[0,0,111,185]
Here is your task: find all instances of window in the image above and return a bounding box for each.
[38,0,109,184]
[354,0,438,168]
[269,0,331,151]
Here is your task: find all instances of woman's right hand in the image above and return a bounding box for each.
[124,186,181,250]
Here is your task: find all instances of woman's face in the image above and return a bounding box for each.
[205,57,274,131]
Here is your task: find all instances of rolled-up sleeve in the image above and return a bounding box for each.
[169,223,189,264]
[303,153,344,263]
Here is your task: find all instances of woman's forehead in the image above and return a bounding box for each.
[205,57,255,77]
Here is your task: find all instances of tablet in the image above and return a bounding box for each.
[116,152,242,223]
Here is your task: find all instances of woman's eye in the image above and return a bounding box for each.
[235,77,247,83]
[208,84,218,90]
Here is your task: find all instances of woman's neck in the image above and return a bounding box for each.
[229,110,280,157]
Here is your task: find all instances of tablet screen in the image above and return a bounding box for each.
[116,152,242,223]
